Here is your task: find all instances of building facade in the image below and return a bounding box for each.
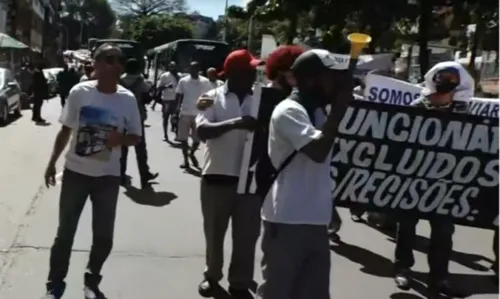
[0,0,8,33]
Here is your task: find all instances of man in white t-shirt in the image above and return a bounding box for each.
[258,49,355,299]
[42,44,142,299]
[175,61,212,169]
[157,62,181,141]
[206,67,224,89]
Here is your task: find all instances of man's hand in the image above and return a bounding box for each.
[44,163,56,188]
[234,116,258,131]
[106,130,123,148]
[332,91,354,107]
[196,95,214,111]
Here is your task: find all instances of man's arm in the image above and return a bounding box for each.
[195,93,243,141]
[47,126,72,166]
[174,79,184,111]
[197,118,241,141]
[276,100,350,164]
[48,85,80,166]
[122,95,143,146]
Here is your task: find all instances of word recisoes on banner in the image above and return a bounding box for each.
[331,101,499,229]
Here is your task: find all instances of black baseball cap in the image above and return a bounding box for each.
[291,49,350,77]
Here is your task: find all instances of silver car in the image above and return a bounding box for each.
[0,68,22,125]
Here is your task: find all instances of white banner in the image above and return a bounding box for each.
[363,74,499,118]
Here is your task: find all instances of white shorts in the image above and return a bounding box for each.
[177,115,199,142]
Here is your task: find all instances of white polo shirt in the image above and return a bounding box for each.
[176,75,212,116]
[261,98,333,225]
[195,84,254,177]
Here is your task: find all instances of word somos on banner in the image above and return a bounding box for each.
[363,74,499,118]
[331,101,499,229]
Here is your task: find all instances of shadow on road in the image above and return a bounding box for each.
[183,167,201,177]
[166,140,183,148]
[390,292,424,299]
[123,186,177,207]
[35,121,51,126]
[0,113,22,127]
[411,270,497,298]
[385,235,493,272]
[330,241,394,278]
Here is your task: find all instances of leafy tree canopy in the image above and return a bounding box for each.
[125,15,194,50]
[60,0,116,49]
[114,0,188,17]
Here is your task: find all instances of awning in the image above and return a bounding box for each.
[0,33,29,49]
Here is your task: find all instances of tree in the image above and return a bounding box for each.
[114,0,188,17]
[125,15,193,50]
[60,0,116,49]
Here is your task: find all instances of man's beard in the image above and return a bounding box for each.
[277,75,292,94]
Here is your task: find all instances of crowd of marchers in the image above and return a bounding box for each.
[37,42,498,299]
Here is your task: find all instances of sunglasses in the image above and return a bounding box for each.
[96,53,125,65]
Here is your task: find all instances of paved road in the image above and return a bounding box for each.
[0,98,497,299]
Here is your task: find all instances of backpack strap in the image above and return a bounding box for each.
[273,151,298,177]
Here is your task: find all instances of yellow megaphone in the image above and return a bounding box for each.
[347,33,372,59]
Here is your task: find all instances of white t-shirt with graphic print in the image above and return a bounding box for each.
[60,81,142,177]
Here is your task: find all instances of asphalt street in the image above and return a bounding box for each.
[0,97,497,299]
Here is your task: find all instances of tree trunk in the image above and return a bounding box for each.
[418,0,431,80]
[286,13,298,44]
[468,7,484,83]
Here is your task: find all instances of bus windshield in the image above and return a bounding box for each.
[174,41,230,73]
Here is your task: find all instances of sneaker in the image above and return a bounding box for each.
[228,287,254,299]
[394,270,411,290]
[43,281,65,299]
[84,273,107,299]
[350,214,363,222]
[84,286,107,299]
[198,279,219,298]
[428,280,466,298]
[189,153,199,169]
[41,291,60,299]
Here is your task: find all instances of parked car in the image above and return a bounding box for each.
[0,68,22,125]
[43,68,62,97]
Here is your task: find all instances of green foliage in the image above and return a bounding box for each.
[114,0,188,18]
[60,0,116,49]
[124,15,194,50]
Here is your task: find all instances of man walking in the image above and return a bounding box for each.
[258,49,354,299]
[394,62,469,299]
[206,67,223,89]
[32,63,49,123]
[42,44,143,299]
[157,62,181,141]
[120,58,159,188]
[175,61,212,169]
[195,50,262,299]
[57,64,75,107]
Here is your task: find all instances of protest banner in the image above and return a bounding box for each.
[332,100,499,229]
[237,86,499,229]
[364,74,499,118]
[237,87,287,194]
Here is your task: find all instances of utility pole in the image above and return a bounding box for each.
[222,0,229,42]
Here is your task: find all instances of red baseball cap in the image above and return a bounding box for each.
[219,49,263,76]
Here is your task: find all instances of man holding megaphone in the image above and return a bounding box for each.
[257,48,360,299]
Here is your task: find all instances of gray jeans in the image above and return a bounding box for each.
[200,178,261,289]
[257,221,331,299]
[47,169,120,290]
